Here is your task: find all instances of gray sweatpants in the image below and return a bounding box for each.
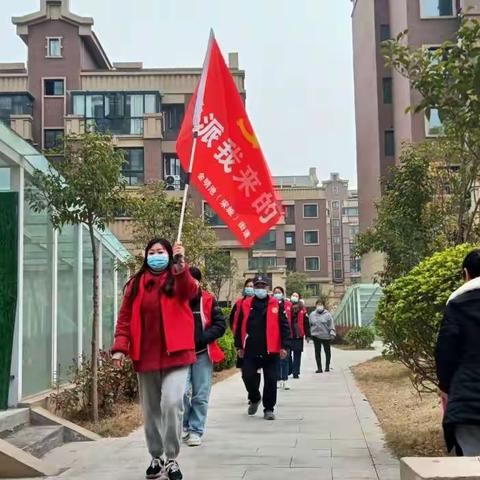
[456,424,480,456]
[138,367,189,459]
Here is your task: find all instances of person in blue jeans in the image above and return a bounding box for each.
[183,267,226,447]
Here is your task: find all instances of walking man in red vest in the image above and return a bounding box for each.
[183,267,226,446]
[234,275,290,420]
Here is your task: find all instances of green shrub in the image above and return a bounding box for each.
[50,350,138,421]
[332,325,352,345]
[376,243,476,391]
[215,328,236,372]
[345,326,375,349]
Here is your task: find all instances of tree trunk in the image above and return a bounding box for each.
[88,223,100,424]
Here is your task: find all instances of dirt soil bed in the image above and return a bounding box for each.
[78,367,238,437]
[352,357,446,458]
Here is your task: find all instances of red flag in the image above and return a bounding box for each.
[176,33,283,248]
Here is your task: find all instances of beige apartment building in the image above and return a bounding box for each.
[0,0,360,305]
[0,0,245,255]
[352,0,480,281]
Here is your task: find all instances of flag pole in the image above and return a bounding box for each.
[175,29,215,246]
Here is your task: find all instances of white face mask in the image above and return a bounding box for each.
[316,305,325,313]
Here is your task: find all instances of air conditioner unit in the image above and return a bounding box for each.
[165,174,181,191]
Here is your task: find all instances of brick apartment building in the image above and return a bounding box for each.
[352,0,480,281]
[0,0,245,245]
[0,0,359,305]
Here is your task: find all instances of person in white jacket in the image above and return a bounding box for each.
[307,300,335,373]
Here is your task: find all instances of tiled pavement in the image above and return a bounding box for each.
[41,343,400,480]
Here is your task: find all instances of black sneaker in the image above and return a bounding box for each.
[248,399,261,416]
[293,374,299,379]
[316,369,323,373]
[146,458,164,479]
[325,368,330,372]
[165,459,183,480]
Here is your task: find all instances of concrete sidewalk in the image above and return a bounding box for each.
[41,344,399,480]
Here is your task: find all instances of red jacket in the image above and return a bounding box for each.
[200,291,225,363]
[240,296,282,353]
[113,267,198,362]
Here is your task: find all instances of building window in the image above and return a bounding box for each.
[248,256,277,271]
[333,236,341,245]
[332,219,341,228]
[306,283,320,297]
[419,0,455,18]
[342,207,359,217]
[286,258,296,272]
[426,108,444,136]
[385,130,395,156]
[284,205,295,224]
[163,154,186,190]
[44,79,64,96]
[44,129,64,149]
[284,232,296,250]
[163,104,185,138]
[333,185,339,194]
[350,225,360,238]
[0,94,33,121]
[383,77,392,104]
[305,257,320,271]
[121,148,144,186]
[380,24,391,41]
[332,200,340,209]
[203,202,226,227]
[72,92,160,135]
[334,269,343,280]
[304,230,319,245]
[46,37,62,57]
[334,252,342,262]
[303,203,318,218]
[350,258,361,273]
[254,230,277,250]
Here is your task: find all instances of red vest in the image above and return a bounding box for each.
[200,291,225,364]
[240,296,282,353]
[290,306,306,338]
[232,297,244,334]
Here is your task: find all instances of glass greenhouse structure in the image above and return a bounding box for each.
[0,123,131,408]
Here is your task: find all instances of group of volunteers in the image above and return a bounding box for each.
[111,238,336,480]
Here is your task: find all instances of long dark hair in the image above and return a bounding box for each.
[291,292,302,314]
[128,238,175,298]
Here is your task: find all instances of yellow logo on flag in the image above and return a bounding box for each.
[237,118,259,149]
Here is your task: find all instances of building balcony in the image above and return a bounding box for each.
[9,114,33,142]
[64,113,164,139]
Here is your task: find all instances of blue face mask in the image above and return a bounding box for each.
[291,296,299,304]
[147,253,169,271]
[254,288,268,299]
[273,293,283,300]
[244,287,254,297]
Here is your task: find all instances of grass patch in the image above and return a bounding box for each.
[77,367,238,437]
[352,358,446,458]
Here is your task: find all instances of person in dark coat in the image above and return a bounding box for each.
[435,249,480,456]
[273,286,292,390]
[183,267,226,447]
[235,275,290,420]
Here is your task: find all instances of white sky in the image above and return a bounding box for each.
[0,0,357,188]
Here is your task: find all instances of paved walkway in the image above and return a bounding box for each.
[42,344,400,480]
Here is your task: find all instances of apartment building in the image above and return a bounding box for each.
[207,169,360,306]
[352,0,480,281]
[0,0,245,253]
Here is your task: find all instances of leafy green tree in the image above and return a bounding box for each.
[204,250,238,300]
[28,132,128,423]
[129,181,217,266]
[384,16,480,244]
[285,272,308,298]
[356,141,456,284]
